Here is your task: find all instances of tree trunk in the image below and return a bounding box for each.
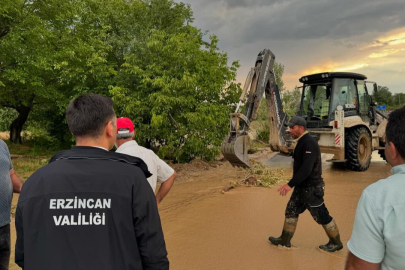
[9,104,32,144]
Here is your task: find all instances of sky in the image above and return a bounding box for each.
[179,0,405,93]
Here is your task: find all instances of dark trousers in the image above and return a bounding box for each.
[285,183,333,225]
[0,224,10,270]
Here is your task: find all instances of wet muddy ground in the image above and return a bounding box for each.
[160,157,391,270]
[8,151,392,270]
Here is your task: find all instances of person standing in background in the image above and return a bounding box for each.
[0,140,23,270]
[115,117,176,206]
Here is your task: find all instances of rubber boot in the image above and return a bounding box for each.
[319,219,343,252]
[268,217,298,248]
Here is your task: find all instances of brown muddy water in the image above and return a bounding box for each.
[8,154,392,270]
[161,159,391,270]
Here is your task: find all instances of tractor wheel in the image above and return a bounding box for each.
[345,127,372,171]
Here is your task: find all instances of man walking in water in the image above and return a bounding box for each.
[269,116,343,252]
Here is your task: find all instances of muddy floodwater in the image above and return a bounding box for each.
[8,153,392,270]
[160,158,391,270]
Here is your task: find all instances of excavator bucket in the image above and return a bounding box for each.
[221,113,251,168]
[221,135,250,168]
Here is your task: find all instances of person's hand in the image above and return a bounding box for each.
[278,184,292,196]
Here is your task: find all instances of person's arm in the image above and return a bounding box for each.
[346,190,384,269]
[132,169,169,270]
[346,252,381,270]
[156,172,176,206]
[3,142,23,192]
[155,158,176,206]
[10,169,23,193]
[287,141,318,187]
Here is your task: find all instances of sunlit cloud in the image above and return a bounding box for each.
[296,62,369,75]
[299,62,337,75]
[282,62,338,89]
[335,63,369,71]
[367,48,405,58]
[379,28,405,44]
[363,27,405,49]
[368,52,390,58]
[389,39,405,46]
[283,61,369,89]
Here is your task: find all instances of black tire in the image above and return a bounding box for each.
[345,127,372,171]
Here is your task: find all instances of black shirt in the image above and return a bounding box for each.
[15,147,169,270]
[287,133,323,188]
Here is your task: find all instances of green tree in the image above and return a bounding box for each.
[0,107,17,131]
[0,0,113,143]
[111,30,241,162]
[273,62,285,91]
[1,0,241,163]
[391,93,405,109]
[372,86,392,107]
[100,0,240,162]
[282,86,301,116]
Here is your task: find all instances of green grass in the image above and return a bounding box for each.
[12,157,49,180]
[0,136,56,179]
[1,131,70,157]
[5,140,62,157]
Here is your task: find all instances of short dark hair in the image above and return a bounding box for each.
[386,106,405,159]
[66,94,115,138]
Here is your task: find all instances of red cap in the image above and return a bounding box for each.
[117,117,134,134]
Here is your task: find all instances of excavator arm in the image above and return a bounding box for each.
[221,49,293,168]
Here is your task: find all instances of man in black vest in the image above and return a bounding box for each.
[15,94,169,269]
[269,116,343,252]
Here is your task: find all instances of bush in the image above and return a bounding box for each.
[256,122,270,142]
[0,107,17,131]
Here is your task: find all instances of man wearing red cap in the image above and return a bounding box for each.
[115,117,176,206]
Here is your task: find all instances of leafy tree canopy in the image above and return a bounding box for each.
[372,86,392,107]
[0,0,241,162]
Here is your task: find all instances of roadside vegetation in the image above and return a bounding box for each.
[0,0,241,163]
[0,133,53,180]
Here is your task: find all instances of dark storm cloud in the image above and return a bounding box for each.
[181,0,405,93]
[184,0,405,43]
[188,0,285,9]
[242,0,405,42]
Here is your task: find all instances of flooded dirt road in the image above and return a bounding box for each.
[159,157,391,270]
[8,153,392,270]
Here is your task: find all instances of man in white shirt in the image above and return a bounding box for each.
[346,106,405,270]
[115,117,176,206]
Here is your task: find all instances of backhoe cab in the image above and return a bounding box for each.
[221,49,388,172]
[299,72,375,125]
[297,72,386,171]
